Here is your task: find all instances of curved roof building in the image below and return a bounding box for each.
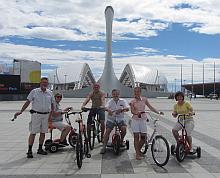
[119,64,168,92]
[48,63,95,90]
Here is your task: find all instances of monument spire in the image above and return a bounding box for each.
[98,6,125,95]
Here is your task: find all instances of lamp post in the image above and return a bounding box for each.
[174,78,177,93]
[214,62,216,95]
[64,74,67,90]
[183,79,186,93]
[53,74,56,90]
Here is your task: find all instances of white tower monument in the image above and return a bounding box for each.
[99,6,132,96]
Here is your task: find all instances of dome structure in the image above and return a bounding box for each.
[119,64,168,92]
[48,63,95,90]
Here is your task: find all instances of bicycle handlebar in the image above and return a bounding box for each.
[176,113,195,119]
[81,107,105,112]
[11,115,17,121]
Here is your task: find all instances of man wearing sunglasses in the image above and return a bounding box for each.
[50,93,72,146]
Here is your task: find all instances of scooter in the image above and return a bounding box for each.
[44,111,78,153]
[171,114,201,162]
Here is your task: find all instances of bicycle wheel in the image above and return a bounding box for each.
[83,132,90,156]
[176,142,185,162]
[113,135,120,155]
[68,132,78,148]
[88,122,96,150]
[151,135,170,167]
[76,134,83,169]
[96,121,101,143]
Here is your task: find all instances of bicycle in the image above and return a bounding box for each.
[106,119,129,155]
[65,110,91,169]
[82,107,104,150]
[171,114,201,162]
[140,111,170,167]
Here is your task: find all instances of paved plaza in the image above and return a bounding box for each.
[0,97,220,178]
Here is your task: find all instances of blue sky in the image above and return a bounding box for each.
[0,0,220,91]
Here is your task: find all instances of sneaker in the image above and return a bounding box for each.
[120,142,126,147]
[37,149,48,155]
[26,151,33,158]
[100,147,106,154]
[59,141,69,146]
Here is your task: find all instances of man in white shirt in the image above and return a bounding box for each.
[14,77,54,158]
[100,89,129,154]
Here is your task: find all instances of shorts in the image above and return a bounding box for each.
[173,119,194,136]
[87,109,105,125]
[106,119,126,130]
[29,113,49,134]
[52,121,69,131]
[131,119,147,133]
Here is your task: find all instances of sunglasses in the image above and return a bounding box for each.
[56,96,62,99]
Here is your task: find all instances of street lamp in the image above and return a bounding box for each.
[53,74,56,90]
[174,78,177,93]
[64,74,67,90]
[183,80,186,93]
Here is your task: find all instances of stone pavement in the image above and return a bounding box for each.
[0,98,220,178]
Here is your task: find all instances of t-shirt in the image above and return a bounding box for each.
[173,101,193,119]
[106,98,129,122]
[27,88,54,113]
[52,102,63,122]
[130,97,147,120]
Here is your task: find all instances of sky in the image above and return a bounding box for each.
[0,0,220,91]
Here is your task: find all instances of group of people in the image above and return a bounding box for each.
[14,77,195,160]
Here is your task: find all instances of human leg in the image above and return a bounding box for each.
[172,122,182,142]
[98,110,105,141]
[186,119,194,150]
[27,133,36,158]
[134,133,141,160]
[100,125,112,154]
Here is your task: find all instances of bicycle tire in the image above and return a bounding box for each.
[76,134,83,169]
[96,121,101,143]
[88,122,95,150]
[151,135,170,167]
[113,135,120,155]
[176,142,185,162]
[83,131,90,155]
[68,132,78,148]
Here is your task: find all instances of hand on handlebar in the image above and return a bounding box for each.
[172,112,177,118]
[159,111,164,115]
[65,107,73,112]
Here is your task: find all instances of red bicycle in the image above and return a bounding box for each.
[171,114,201,162]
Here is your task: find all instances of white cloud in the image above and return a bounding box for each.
[0,42,220,87]
[0,0,220,41]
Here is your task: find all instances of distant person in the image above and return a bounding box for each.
[49,93,72,146]
[81,83,106,141]
[130,87,163,160]
[14,77,54,158]
[172,91,194,152]
[100,89,129,154]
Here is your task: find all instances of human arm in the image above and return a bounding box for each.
[14,100,31,117]
[81,93,92,109]
[145,98,163,115]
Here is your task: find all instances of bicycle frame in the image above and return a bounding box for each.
[111,120,121,144]
[140,111,159,145]
[177,115,191,153]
